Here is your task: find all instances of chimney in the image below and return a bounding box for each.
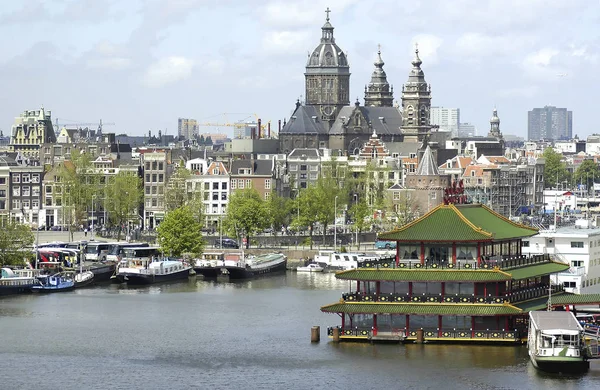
[257,118,262,139]
[268,122,271,138]
[251,127,255,140]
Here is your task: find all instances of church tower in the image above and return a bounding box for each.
[488,107,502,139]
[400,46,431,142]
[305,8,350,126]
[364,46,393,107]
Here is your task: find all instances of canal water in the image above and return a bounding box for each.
[1,272,599,390]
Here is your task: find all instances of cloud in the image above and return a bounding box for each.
[262,30,312,54]
[261,0,359,28]
[497,86,539,98]
[143,56,194,88]
[87,57,132,70]
[454,33,535,62]
[410,34,443,65]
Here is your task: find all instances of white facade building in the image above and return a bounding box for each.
[430,107,460,137]
[542,190,577,212]
[521,223,600,294]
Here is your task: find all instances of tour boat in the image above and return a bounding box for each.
[313,250,380,270]
[528,311,590,373]
[31,274,75,293]
[224,253,287,279]
[296,263,325,272]
[115,256,192,285]
[0,268,38,295]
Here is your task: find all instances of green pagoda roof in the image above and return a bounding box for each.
[320,302,522,316]
[506,262,570,280]
[550,293,600,306]
[336,269,511,282]
[378,204,538,243]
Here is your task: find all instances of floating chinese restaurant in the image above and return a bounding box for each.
[321,204,600,343]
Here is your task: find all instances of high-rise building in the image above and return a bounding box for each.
[177,118,199,140]
[430,107,460,137]
[527,106,572,141]
[458,123,477,137]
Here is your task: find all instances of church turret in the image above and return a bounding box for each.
[400,45,432,142]
[364,46,393,107]
[488,107,502,139]
[305,7,350,125]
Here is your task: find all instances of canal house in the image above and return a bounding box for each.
[321,203,600,343]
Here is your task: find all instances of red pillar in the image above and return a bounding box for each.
[441,282,445,298]
[420,242,425,265]
[408,282,413,299]
[452,242,456,264]
[471,317,475,337]
[477,242,481,265]
[438,315,442,337]
[504,317,509,331]
[356,281,360,293]
[376,281,380,297]
[396,244,400,266]
[342,314,346,329]
[373,314,378,336]
[406,314,410,334]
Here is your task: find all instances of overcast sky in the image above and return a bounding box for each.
[0,0,598,139]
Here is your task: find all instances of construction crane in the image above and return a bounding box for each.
[198,113,271,138]
[54,118,115,132]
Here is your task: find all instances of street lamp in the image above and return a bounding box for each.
[91,195,96,241]
[334,195,338,252]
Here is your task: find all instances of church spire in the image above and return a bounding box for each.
[364,45,393,107]
[488,107,502,139]
[400,43,432,142]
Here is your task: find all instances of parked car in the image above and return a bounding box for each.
[214,238,239,249]
[375,240,397,250]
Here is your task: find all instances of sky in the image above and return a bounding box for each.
[0,0,599,139]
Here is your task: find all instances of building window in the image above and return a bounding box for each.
[146,187,150,195]
[300,165,307,171]
[0,190,5,197]
[145,162,151,170]
[231,180,237,190]
[0,178,5,185]
[152,198,157,207]
[23,186,30,197]
[12,187,20,196]
[393,191,400,200]
[265,179,271,189]
[571,242,584,248]
[246,179,251,188]
[265,192,271,200]
[32,199,39,209]
[32,174,40,183]
[290,164,297,171]
[239,180,245,189]
[522,241,530,247]
[221,193,227,201]
[12,199,21,210]
[152,186,157,194]
[212,193,218,201]
[204,182,210,190]
[571,260,583,267]
[213,182,219,190]
[158,162,164,171]
[23,200,30,209]
[145,174,150,182]
[213,168,219,175]
[563,281,577,288]
[152,174,157,182]
[12,175,20,183]
[221,182,227,190]
[158,174,164,182]
[22,174,30,183]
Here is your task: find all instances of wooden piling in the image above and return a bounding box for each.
[332,327,340,342]
[311,326,320,343]
[416,328,424,344]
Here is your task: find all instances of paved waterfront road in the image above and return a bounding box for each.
[1,273,599,390]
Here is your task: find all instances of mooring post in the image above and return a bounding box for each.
[311,326,320,343]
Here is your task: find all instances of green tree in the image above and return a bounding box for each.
[224,188,268,249]
[314,175,347,245]
[157,205,204,257]
[292,186,321,249]
[165,164,192,211]
[266,193,289,236]
[58,150,100,240]
[105,172,142,241]
[0,218,34,266]
[543,147,569,188]
[348,198,370,249]
[384,190,420,229]
[574,159,600,192]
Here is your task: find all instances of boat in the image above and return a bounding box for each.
[88,262,117,283]
[114,245,192,285]
[31,273,75,293]
[0,268,38,296]
[224,253,287,279]
[193,252,226,278]
[313,250,381,270]
[73,271,95,288]
[528,311,590,373]
[115,259,193,285]
[296,263,324,272]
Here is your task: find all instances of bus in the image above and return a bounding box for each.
[85,241,118,262]
[106,242,150,262]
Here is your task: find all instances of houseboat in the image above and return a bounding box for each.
[321,204,600,343]
[114,247,192,285]
[528,311,589,373]
[224,253,287,279]
[193,252,226,278]
[0,268,38,295]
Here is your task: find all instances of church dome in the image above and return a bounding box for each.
[490,108,500,124]
[306,9,349,71]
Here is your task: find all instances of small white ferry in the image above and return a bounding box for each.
[114,247,192,285]
[528,311,590,373]
[296,263,324,272]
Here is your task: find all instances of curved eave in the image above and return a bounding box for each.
[335,269,511,282]
[320,302,523,316]
[505,262,570,280]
